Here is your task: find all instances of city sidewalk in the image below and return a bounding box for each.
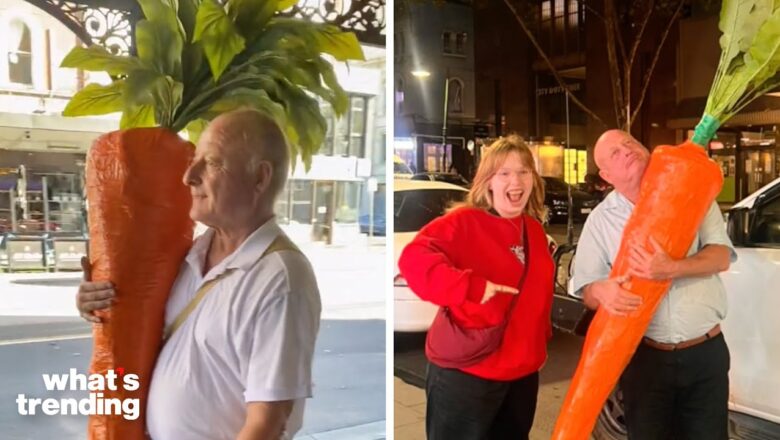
[394,377,427,440]
[296,420,386,440]
[0,239,386,321]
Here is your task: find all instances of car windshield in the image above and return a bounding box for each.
[543,177,570,192]
[394,189,466,232]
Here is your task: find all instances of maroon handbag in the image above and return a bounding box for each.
[425,217,530,369]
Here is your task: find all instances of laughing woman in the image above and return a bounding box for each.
[398,135,554,440]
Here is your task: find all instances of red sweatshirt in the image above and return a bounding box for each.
[398,206,554,381]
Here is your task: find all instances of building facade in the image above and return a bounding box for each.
[0,0,115,235]
[394,0,478,179]
[0,0,386,245]
[471,0,780,199]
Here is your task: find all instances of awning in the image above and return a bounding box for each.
[0,111,118,154]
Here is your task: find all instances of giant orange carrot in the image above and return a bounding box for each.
[551,142,722,438]
[553,1,780,437]
[86,128,193,439]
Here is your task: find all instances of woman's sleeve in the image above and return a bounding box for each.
[397,214,488,307]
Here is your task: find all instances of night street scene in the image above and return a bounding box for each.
[393,0,780,439]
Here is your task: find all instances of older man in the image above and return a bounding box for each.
[76,109,322,440]
[571,130,736,439]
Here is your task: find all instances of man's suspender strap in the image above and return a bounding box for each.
[162,234,301,343]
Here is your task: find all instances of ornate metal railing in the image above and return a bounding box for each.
[280,0,385,46]
[25,0,385,54]
[26,0,137,55]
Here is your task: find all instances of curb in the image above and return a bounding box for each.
[295,420,386,440]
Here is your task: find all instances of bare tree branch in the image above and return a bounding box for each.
[578,0,605,23]
[623,0,654,131]
[630,0,684,128]
[628,0,655,69]
[604,0,625,128]
[502,0,607,128]
[609,0,627,68]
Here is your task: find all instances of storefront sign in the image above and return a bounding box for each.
[53,240,87,271]
[536,82,582,96]
[7,240,46,270]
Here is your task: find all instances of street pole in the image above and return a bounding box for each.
[367,177,378,245]
[442,76,450,173]
[566,91,574,246]
[368,194,374,239]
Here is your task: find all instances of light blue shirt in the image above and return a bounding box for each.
[571,191,737,343]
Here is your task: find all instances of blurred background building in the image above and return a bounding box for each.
[0,0,386,248]
[393,0,780,209]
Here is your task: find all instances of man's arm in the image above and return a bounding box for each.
[571,211,642,316]
[236,400,294,440]
[582,276,642,316]
[628,237,730,280]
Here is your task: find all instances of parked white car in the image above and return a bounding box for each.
[393,179,468,332]
[719,176,780,439]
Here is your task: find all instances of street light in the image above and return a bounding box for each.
[412,68,455,172]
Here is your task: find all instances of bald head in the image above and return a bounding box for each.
[208,108,290,198]
[183,109,291,230]
[593,129,649,199]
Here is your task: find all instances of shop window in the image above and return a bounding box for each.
[349,96,367,157]
[274,184,291,224]
[330,95,369,157]
[538,0,582,57]
[447,78,464,114]
[442,31,467,56]
[7,19,33,86]
[334,181,360,223]
[332,104,349,156]
[320,102,335,156]
[290,180,313,224]
[44,173,84,233]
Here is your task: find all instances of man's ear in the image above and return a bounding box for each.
[255,161,273,194]
[598,169,610,184]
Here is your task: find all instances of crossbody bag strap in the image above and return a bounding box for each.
[162,233,301,343]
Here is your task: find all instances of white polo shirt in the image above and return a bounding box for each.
[146,220,321,440]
